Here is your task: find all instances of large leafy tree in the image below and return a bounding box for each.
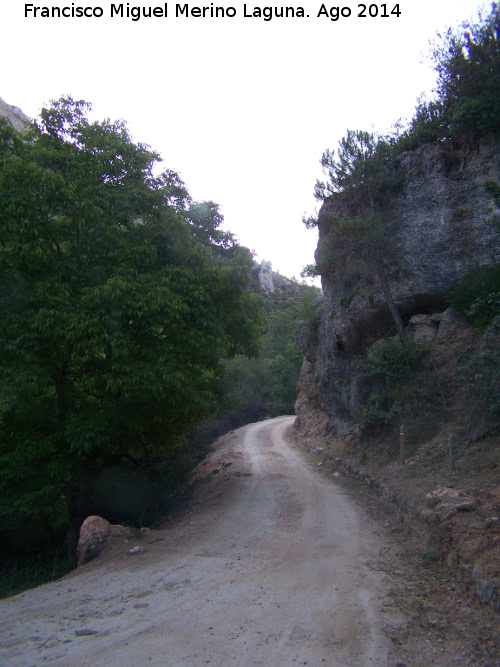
[0,98,261,564]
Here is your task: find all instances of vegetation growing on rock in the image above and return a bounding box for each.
[298,4,500,446]
[398,2,500,147]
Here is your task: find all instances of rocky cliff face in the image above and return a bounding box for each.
[257,260,275,292]
[0,97,29,131]
[296,138,500,442]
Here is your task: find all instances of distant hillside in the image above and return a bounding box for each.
[191,260,321,444]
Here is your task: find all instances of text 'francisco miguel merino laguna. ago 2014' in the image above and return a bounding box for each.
[24,3,402,21]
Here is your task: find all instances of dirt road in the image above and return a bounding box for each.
[0,417,474,666]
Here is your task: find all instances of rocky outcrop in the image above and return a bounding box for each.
[258,260,275,292]
[296,138,500,441]
[77,516,133,566]
[0,97,29,131]
[423,486,476,522]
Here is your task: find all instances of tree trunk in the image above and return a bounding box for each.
[375,255,406,342]
[366,190,406,343]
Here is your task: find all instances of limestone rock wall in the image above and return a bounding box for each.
[258,260,275,292]
[296,138,500,441]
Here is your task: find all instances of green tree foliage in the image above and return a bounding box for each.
[262,305,305,413]
[450,263,500,326]
[397,3,500,147]
[222,279,320,423]
[314,130,394,206]
[458,316,500,416]
[0,98,261,568]
[432,2,500,139]
[360,337,427,433]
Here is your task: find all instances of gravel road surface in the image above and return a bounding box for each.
[0,417,473,666]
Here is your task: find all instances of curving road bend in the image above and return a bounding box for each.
[0,416,405,666]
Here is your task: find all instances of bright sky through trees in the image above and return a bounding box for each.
[1,0,489,279]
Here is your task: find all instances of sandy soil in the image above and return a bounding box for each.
[0,417,480,666]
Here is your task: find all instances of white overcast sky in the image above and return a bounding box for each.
[1,0,489,279]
